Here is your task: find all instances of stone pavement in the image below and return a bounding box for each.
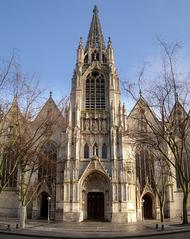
[0,218,190,238]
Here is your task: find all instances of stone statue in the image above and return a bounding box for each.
[102,119,106,130]
[85,119,90,130]
[92,119,98,131]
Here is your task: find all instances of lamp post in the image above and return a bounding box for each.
[142,199,145,221]
[47,196,51,222]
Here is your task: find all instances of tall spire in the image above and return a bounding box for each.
[85,5,105,50]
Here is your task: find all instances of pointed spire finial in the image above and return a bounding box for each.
[50,91,52,98]
[175,92,179,102]
[78,37,83,48]
[139,89,142,97]
[123,103,126,114]
[108,37,113,48]
[93,5,98,13]
[12,93,18,106]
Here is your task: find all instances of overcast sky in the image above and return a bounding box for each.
[0,0,190,106]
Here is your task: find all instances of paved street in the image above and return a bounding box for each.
[140,231,190,239]
[1,231,190,239]
[1,218,190,239]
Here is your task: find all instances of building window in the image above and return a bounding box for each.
[102,143,107,159]
[86,71,105,109]
[176,154,190,189]
[2,148,17,188]
[84,144,89,159]
[136,147,154,192]
[38,142,57,186]
[138,109,147,132]
[91,50,99,61]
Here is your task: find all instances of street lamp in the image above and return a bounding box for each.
[47,196,51,222]
[142,199,145,221]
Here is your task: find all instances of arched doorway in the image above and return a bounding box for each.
[81,171,110,221]
[40,192,49,218]
[142,194,153,219]
[87,192,104,220]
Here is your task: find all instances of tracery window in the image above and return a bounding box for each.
[84,144,89,159]
[138,109,147,132]
[2,148,17,188]
[136,147,154,191]
[91,50,99,61]
[102,143,107,159]
[38,142,57,185]
[86,71,105,109]
[176,154,190,189]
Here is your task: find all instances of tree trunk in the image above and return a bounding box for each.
[160,202,164,223]
[19,205,27,228]
[182,192,188,224]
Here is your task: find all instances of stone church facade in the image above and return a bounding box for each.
[0,6,189,223]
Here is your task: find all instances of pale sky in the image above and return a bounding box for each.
[0,0,190,105]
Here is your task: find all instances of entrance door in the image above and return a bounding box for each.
[142,194,153,219]
[40,192,49,218]
[87,192,104,220]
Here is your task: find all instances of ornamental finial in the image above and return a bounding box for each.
[93,5,98,13]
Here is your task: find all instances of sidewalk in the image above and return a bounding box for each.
[0,218,190,238]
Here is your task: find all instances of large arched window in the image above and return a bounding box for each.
[176,153,190,189]
[2,147,17,187]
[84,144,89,159]
[38,142,57,185]
[86,71,105,109]
[138,109,147,133]
[102,143,107,159]
[136,147,154,192]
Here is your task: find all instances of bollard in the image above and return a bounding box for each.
[161,224,164,230]
[156,223,158,229]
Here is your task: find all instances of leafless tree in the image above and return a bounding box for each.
[0,60,67,228]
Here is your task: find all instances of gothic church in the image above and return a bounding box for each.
[0,6,188,223]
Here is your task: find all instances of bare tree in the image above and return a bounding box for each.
[0,53,19,192]
[0,61,67,228]
[149,151,170,223]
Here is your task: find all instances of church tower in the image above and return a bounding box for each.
[62,6,137,222]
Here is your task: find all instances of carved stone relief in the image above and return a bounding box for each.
[83,118,107,133]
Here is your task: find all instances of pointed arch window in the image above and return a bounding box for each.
[91,50,99,61]
[93,143,98,156]
[176,153,190,189]
[2,147,17,188]
[138,109,147,132]
[84,144,89,159]
[38,142,57,186]
[136,146,154,192]
[86,71,105,109]
[102,143,107,159]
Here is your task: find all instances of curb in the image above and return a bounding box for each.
[0,227,190,239]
